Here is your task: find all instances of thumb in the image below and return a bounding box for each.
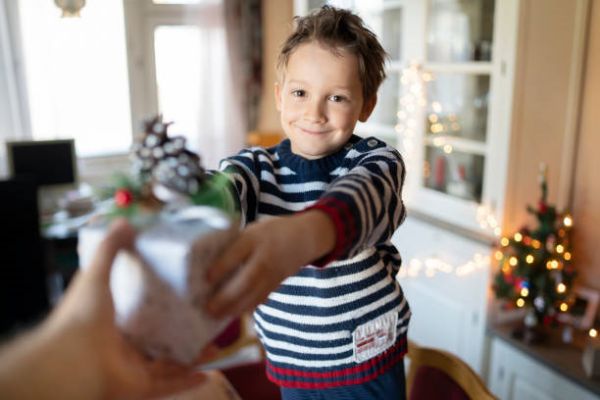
[88,218,136,284]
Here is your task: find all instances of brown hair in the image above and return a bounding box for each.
[277,6,388,102]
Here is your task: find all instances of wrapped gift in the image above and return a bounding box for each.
[78,115,239,364]
[79,207,238,364]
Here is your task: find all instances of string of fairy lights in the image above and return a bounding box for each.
[395,63,498,280]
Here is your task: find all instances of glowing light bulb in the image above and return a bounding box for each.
[590,328,598,338]
[494,251,503,261]
[509,257,518,266]
[520,288,529,297]
[516,298,525,308]
[525,254,534,264]
[532,240,541,249]
[514,232,523,242]
[557,283,566,293]
[560,302,569,312]
[563,215,573,227]
[500,237,510,247]
[556,244,564,254]
[564,252,572,261]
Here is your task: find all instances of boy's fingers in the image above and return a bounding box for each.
[205,237,251,285]
[206,264,252,317]
[89,219,136,283]
[207,256,267,317]
[224,283,267,318]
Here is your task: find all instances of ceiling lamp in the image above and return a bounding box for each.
[54,0,86,18]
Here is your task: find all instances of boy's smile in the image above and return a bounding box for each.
[275,42,376,159]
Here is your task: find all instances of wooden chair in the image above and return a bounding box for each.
[406,341,497,400]
[247,130,284,148]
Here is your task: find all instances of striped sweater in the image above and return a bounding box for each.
[218,135,410,389]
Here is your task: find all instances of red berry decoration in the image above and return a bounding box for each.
[115,188,134,207]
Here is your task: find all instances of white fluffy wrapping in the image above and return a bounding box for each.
[78,207,238,364]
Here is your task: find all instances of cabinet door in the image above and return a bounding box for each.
[489,339,600,400]
[404,0,518,235]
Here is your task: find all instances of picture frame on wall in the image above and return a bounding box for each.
[558,286,600,330]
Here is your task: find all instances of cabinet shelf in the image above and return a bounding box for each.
[425,62,493,75]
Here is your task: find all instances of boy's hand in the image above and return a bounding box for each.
[205,210,336,318]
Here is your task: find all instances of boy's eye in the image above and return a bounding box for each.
[328,95,346,102]
[291,90,305,97]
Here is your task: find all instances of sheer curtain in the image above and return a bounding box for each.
[150,0,261,169]
[0,0,28,176]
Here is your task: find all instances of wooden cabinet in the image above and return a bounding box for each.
[488,334,600,400]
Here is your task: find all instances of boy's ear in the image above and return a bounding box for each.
[359,95,377,122]
[274,81,282,112]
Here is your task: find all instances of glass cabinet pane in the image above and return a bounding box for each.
[369,71,399,126]
[423,145,483,202]
[381,7,402,61]
[425,73,489,142]
[308,0,327,10]
[427,0,495,62]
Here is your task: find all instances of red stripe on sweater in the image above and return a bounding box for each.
[306,197,357,267]
[266,337,406,379]
[265,340,406,389]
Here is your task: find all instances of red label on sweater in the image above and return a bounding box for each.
[352,311,398,363]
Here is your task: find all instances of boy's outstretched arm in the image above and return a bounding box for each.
[205,210,335,318]
[207,142,406,318]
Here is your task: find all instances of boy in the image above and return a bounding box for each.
[206,6,410,399]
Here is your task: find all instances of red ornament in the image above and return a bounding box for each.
[538,200,548,213]
[115,188,134,207]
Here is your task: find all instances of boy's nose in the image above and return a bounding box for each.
[303,99,326,123]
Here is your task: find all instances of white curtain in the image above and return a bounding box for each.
[192,8,246,169]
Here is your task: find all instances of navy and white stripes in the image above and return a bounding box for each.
[218,135,410,388]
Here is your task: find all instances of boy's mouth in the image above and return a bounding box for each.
[296,126,330,135]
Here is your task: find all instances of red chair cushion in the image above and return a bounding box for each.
[409,366,469,400]
[222,360,281,400]
[213,318,242,348]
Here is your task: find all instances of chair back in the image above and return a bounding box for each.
[407,341,497,400]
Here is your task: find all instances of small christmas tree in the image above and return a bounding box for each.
[493,163,576,330]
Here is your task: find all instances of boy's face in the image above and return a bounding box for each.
[275,41,376,159]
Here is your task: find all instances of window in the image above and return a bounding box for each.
[17,0,132,157]
[9,0,239,169]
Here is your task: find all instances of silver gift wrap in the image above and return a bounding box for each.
[78,206,238,365]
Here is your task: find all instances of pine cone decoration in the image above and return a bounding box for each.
[132,115,206,196]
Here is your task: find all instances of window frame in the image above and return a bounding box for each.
[1,0,223,180]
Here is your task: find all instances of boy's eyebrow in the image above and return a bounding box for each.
[287,79,355,93]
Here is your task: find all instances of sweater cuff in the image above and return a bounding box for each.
[303,197,356,267]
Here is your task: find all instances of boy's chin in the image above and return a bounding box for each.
[291,143,338,160]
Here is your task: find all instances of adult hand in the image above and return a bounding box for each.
[45,219,208,399]
[205,210,335,318]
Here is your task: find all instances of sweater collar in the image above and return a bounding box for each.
[276,135,361,173]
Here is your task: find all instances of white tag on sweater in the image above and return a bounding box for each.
[352,310,398,363]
